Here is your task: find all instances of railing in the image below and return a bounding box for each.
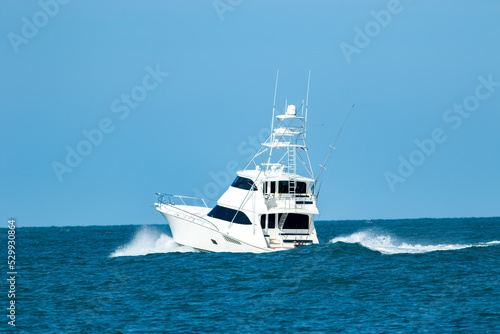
[264,193,317,209]
[155,193,219,231]
[156,193,210,208]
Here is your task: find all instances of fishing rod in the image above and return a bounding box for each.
[314,104,355,196]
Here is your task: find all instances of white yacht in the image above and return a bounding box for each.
[155,77,324,253]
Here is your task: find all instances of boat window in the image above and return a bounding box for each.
[279,213,309,230]
[270,181,276,193]
[278,181,289,193]
[260,215,266,229]
[296,182,307,194]
[268,214,276,229]
[277,181,307,194]
[231,177,257,191]
[263,182,268,194]
[207,205,252,225]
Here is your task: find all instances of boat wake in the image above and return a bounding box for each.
[110,226,197,257]
[330,230,500,255]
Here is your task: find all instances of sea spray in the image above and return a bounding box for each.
[110,226,196,257]
[330,229,500,255]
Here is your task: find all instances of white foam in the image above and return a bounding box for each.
[330,230,500,255]
[110,226,196,257]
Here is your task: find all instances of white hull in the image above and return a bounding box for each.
[157,204,275,253]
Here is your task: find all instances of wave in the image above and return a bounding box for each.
[330,230,500,255]
[110,226,196,257]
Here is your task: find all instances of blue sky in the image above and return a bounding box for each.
[1,0,499,227]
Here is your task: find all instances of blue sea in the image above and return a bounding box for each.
[4,217,500,333]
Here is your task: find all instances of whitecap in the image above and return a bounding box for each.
[109,226,196,257]
[330,230,500,255]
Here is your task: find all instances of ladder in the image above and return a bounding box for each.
[278,212,289,229]
[288,147,296,197]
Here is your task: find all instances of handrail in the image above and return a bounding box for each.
[167,204,219,232]
[264,193,317,210]
[155,193,210,208]
[264,193,317,201]
[155,193,219,231]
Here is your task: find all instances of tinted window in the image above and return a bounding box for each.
[260,215,266,229]
[268,214,276,228]
[231,177,257,191]
[277,181,307,194]
[278,181,289,193]
[296,182,307,194]
[207,205,252,225]
[270,182,276,193]
[281,213,309,229]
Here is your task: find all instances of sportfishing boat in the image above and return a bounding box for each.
[155,73,334,253]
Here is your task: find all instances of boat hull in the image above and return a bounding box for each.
[157,206,274,253]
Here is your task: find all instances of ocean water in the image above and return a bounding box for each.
[4,217,500,333]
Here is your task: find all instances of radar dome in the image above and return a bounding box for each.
[286,105,296,116]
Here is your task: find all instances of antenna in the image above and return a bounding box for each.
[314,104,355,192]
[263,69,280,171]
[305,70,310,122]
[271,69,279,143]
[305,70,311,139]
